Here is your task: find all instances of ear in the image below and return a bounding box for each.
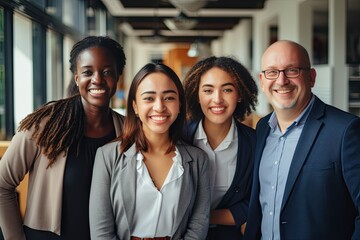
[132,100,138,115]
[259,72,265,92]
[309,68,316,88]
[74,74,79,86]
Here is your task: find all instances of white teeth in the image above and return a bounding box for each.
[277,89,291,94]
[152,116,167,121]
[89,89,106,94]
[212,107,224,111]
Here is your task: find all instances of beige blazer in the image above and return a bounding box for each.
[0,110,124,240]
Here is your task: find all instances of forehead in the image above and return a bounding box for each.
[200,67,235,86]
[261,43,307,68]
[77,47,115,65]
[137,72,178,93]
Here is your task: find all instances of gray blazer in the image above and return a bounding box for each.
[89,141,210,240]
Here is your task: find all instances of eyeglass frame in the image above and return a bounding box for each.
[261,67,311,80]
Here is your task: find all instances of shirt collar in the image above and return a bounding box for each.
[194,118,237,150]
[268,94,315,131]
[136,147,182,169]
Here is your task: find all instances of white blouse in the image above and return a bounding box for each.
[194,118,238,209]
[131,147,184,237]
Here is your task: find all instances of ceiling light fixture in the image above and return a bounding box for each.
[187,42,199,57]
[169,0,207,13]
[164,12,198,30]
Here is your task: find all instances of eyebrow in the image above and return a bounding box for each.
[201,83,236,88]
[264,64,297,69]
[140,90,177,96]
[79,64,114,69]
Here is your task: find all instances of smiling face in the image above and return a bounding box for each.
[260,41,316,116]
[198,67,239,127]
[132,72,180,138]
[74,46,118,110]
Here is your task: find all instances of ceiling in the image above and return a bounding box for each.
[100,0,267,44]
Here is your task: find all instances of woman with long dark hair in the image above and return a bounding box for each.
[89,63,210,240]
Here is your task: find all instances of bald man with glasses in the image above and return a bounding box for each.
[244,40,360,240]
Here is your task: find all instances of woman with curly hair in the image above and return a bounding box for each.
[183,56,258,240]
[0,36,126,240]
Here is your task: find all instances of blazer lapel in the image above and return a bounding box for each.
[172,143,193,234]
[281,97,325,210]
[118,144,137,229]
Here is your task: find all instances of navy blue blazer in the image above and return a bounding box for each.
[183,119,256,240]
[244,96,360,240]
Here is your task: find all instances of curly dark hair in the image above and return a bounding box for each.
[183,56,258,122]
[19,36,126,167]
[120,63,186,154]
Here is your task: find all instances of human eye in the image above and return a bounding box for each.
[82,70,92,76]
[286,68,299,76]
[202,88,213,94]
[223,87,234,93]
[164,94,177,101]
[142,96,154,101]
[265,69,278,77]
[103,69,114,76]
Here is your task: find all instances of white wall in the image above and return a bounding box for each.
[123,36,177,100]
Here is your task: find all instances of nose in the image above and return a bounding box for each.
[153,98,166,112]
[213,90,224,104]
[276,71,290,85]
[91,72,102,84]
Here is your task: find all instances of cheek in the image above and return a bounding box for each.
[198,93,210,106]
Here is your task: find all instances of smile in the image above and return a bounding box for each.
[89,89,106,94]
[275,89,292,94]
[210,107,225,114]
[151,116,168,121]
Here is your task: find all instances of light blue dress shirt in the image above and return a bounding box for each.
[259,96,315,240]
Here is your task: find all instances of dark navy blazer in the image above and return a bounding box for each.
[244,96,360,240]
[183,119,256,240]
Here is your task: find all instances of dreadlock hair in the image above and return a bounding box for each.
[18,36,126,167]
[18,94,83,167]
[120,63,186,154]
[183,56,258,122]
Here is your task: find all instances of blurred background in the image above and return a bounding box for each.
[0,0,360,140]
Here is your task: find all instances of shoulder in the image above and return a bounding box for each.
[256,113,271,130]
[96,140,121,163]
[177,140,204,155]
[236,120,255,136]
[177,141,209,168]
[111,109,125,122]
[182,120,200,144]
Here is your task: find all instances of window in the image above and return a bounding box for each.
[0,7,5,140]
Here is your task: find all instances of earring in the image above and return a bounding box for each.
[76,82,79,87]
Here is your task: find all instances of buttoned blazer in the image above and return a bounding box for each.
[0,110,124,240]
[89,141,211,240]
[183,120,256,239]
[244,96,360,240]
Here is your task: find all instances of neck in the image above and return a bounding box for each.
[203,118,232,149]
[145,132,172,154]
[83,108,113,137]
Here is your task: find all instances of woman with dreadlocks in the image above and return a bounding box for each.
[182,56,258,240]
[0,36,126,240]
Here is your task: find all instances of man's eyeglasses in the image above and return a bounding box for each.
[262,67,310,80]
